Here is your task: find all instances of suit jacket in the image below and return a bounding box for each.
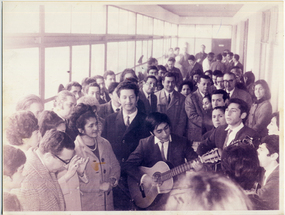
[18,149,65,211]
[176,53,190,78]
[210,61,226,73]
[185,90,205,141]
[231,87,253,107]
[98,101,114,119]
[185,62,203,80]
[166,66,183,88]
[197,124,258,155]
[138,90,157,115]
[101,110,150,172]
[123,134,198,182]
[225,60,234,73]
[257,166,279,210]
[155,89,187,136]
[235,61,244,73]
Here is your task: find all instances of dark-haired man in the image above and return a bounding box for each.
[195,44,207,65]
[185,55,203,80]
[197,98,258,156]
[225,52,234,73]
[211,89,229,108]
[165,57,183,88]
[65,81,84,100]
[93,75,111,104]
[202,52,215,72]
[233,54,243,73]
[139,76,157,115]
[211,54,225,73]
[103,70,116,90]
[257,135,279,210]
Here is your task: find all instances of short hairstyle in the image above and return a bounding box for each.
[157,65,167,72]
[16,94,43,112]
[38,110,65,137]
[254,79,271,100]
[92,75,104,83]
[103,70,115,80]
[204,70,212,76]
[145,112,171,133]
[203,94,211,102]
[188,55,196,61]
[85,82,100,94]
[227,98,249,122]
[144,75,157,83]
[65,81,82,91]
[222,52,227,57]
[227,52,234,57]
[161,72,176,82]
[213,70,224,77]
[120,68,138,82]
[168,57,176,63]
[212,89,229,101]
[6,111,39,146]
[116,81,139,98]
[261,135,279,162]
[213,106,226,113]
[3,145,26,178]
[77,96,99,109]
[234,54,240,61]
[244,71,255,86]
[39,129,75,155]
[224,71,235,80]
[147,66,158,74]
[174,47,180,51]
[222,144,262,190]
[166,172,252,210]
[81,77,97,91]
[3,192,21,211]
[178,80,194,93]
[208,52,215,57]
[216,53,223,61]
[271,112,279,129]
[147,57,158,67]
[108,82,119,94]
[54,90,75,108]
[197,74,211,83]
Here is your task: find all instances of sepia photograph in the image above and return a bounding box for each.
[2,1,284,214]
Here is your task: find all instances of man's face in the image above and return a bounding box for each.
[223,74,236,92]
[148,69,158,77]
[70,86,82,100]
[201,45,205,52]
[87,86,101,101]
[202,97,212,110]
[96,78,105,94]
[47,148,75,173]
[119,89,138,113]
[167,61,175,70]
[29,102,44,119]
[60,96,76,119]
[212,75,217,85]
[174,49,180,56]
[212,109,226,128]
[212,94,226,108]
[153,123,171,142]
[216,77,224,89]
[162,76,175,93]
[226,54,232,61]
[208,55,214,62]
[143,78,157,94]
[257,143,271,168]
[225,103,245,126]
[188,60,195,66]
[231,69,242,83]
[158,70,166,77]
[105,75,115,88]
[197,78,211,95]
[267,116,279,135]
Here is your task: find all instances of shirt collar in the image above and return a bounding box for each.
[164,89,174,97]
[143,87,150,99]
[123,108,138,120]
[154,135,172,144]
[264,165,279,184]
[198,89,205,98]
[225,122,244,132]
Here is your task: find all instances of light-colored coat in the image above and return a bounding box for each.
[74,135,120,211]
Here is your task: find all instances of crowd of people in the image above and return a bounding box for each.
[3,45,280,211]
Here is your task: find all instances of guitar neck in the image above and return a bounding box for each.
[160,157,201,182]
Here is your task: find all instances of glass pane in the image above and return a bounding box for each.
[72,45,90,83]
[45,2,72,33]
[4,2,39,33]
[178,25,189,37]
[142,15,149,35]
[91,4,106,34]
[148,40,153,59]
[136,41,142,65]
[153,19,159,35]
[45,47,70,99]
[127,41,135,68]
[142,40,148,62]
[108,6,119,34]
[213,25,232,39]
[118,42,128,72]
[171,24,178,36]
[172,37,177,48]
[107,42,118,72]
[119,9,128,34]
[137,14,143,35]
[91,44,105,76]
[71,3,92,34]
[128,11,136,35]
[148,17,153,35]
[157,20,164,36]
[153,39,163,58]
[3,48,39,117]
[196,25,213,38]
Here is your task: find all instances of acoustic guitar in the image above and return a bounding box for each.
[127,148,221,208]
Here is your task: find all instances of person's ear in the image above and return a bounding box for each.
[270,152,279,161]
[78,128,84,134]
[240,112,247,120]
[150,131,154,136]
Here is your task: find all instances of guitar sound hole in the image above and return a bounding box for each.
[152,172,162,186]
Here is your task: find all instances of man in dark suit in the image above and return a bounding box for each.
[224,52,234,73]
[257,135,279,210]
[97,82,120,119]
[93,75,111,104]
[223,72,252,107]
[123,112,198,210]
[185,55,203,80]
[197,98,258,156]
[185,75,212,141]
[233,54,244,73]
[155,72,187,136]
[195,44,207,65]
[101,81,150,210]
[139,76,157,115]
[165,57,183,88]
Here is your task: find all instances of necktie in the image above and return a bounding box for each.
[116,108,120,112]
[223,129,232,148]
[168,93,171,104]
[148,94,151,106]
[126,116,130,127]
[160,141,166,161]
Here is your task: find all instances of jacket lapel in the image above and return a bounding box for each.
[168,91,179,109]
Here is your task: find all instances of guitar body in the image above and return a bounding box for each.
[128,161,173,208]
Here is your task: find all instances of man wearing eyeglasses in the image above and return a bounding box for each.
[18,130,78,211]
[223,71,252,107]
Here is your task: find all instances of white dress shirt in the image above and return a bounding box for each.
[154,135,172,160]
[224,122,244,147]
[123,108,138,126]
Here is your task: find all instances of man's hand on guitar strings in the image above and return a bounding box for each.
[191,160,204,172]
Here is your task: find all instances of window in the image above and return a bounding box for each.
[91,5,106,34]
[137,14,143,35]
[153,39,163,58]
[213,25,232,39]
[118,41,128,72]
[91,44,105,76]
[108,6,119,34]
[107,42,118,72]
[127,41,135,68]
[136,40,142,65]
[71,3,92,34]
[195,25,213,38]
[71,45,90,82]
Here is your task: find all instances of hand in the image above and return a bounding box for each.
[110,177,118,187]
[100,182,111,192]
[76,157,89,176]
[64,155,82,181]
[191,160,203,172]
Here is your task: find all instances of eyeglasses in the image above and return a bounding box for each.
[223,80,234,84]
[54,154,73,165]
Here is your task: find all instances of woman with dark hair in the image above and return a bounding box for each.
[243,71,255,99]
[246,79,272,137]
[5,111,40,152]
[178,80,193,97]
[71,103,120,210]
[267,112,279,135]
